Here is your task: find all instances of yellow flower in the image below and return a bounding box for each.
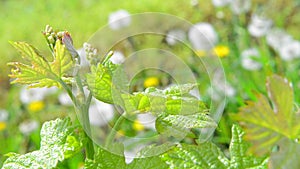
[0,122,6,131]
[28,101,45,112]
[195,50,206,57]
[133,120,144,131]
[213,45,230,58]
[144,77,159,88]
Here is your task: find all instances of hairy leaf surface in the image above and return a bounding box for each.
[161,124,268,169]
[85,144,168,169]
[2,118,83,169]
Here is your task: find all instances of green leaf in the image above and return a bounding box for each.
[86,61,124,104]
[269,138,300,169]
[85,144,168,169]
[161,143,229,169]
[163,84,198,96]
[8,40,73,88]
[85,146,126,169]
[127,156,168,169]
[161,124,268,169]
[2,118,83,169]
[159,113,217,129]
[51,40,74,78]
[121,85,207,116]
[231,75,300,155]
[135,143,175,158]
[229,125,268,169]
[155,112,216,138]
[87,60,214,140]
[87,61,208,117]
[127,144,170,169]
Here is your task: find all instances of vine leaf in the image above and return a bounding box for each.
[87,61,208,117]
[2,118,83,169]
[127,155,168,169]
[158,113,216,129]
[231,75,300,155]
[229,124,268,169]
[85,145,126,169]
[120,85,207,115]
[269,138,300,169]
[85,144,168,169]
[86,61,123,104]
[8,40,73,88]
[155,112,216,138]
[161,124,268,169]
[87,59,214,139]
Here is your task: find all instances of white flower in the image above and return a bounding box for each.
[136,113,156,130]
[165,29,186,46]
[223,83,236,97]
[0,109,9,121]
[19,120,39,135]
[212,0,231,7]
[108,10,131,30]
[124,150,135,164]
[266,28,293,50]
[20,86,58,104]
[241,48,262,70]
[77,48,90,67]
[230,0,251,15]
[188,23,218,50]
[58,92,73,106]
[279,40,300,61]
[216,11,225,19]
[210,69,236,99]
[265,28,300,61]
[213,69,235,97]
[89,98,114,126]
[124,145,144,164]
[190,0,199,7]
[110,51,125,64]
[248,15,272,37]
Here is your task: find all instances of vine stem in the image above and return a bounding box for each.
[57,78,78,107]
[76,76,95,159]
[58,77,95,159]
[105,112,128,148]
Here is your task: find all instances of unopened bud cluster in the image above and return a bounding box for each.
[43,25,69,50]
[83,42,99,65]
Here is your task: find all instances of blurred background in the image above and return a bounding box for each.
[1,0,300,168]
